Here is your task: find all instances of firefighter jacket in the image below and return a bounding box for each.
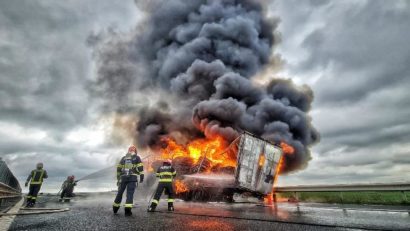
[26,169,48,185]
[117,153,144,181]
[156,165,177,183]
[62,180,77,191]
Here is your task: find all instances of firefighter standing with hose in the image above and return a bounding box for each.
[25,162,48,207]
[113,145,144,216]
[148,159,176,212]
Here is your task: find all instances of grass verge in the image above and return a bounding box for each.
[276,191,410,205]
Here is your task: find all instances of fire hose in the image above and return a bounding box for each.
[23,154,153,207]
[0,208,70,216]
[76,154,153,182]
[146,187,157,210]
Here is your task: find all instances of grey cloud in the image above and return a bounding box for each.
[298,1,410,104]
[0,0,139,134]
[275,0,410,183]
[0,0,138,187]
[0,0,137,136]
[4,150,118,192]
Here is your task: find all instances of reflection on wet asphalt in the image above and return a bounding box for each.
[9,193,410,231]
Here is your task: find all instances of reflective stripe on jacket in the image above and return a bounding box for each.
[27,169,48,185]
[116,154,144,180]
[156,165,176,183]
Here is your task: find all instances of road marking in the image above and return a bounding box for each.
[260,204,410,214]
[20,207,66,210]
[0,198,23,231]
[0,208,70,216]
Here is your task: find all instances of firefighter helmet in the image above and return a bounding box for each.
[128,145,137,154]
[36,162,43,169]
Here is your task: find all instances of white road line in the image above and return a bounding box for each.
[264,204,410,214]
[0,198,23,231]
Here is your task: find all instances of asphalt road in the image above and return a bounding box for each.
[7,192,410,231]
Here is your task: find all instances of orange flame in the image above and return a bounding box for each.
[264,154,285,204]
[159,136,293,200]
[258,154,265,167]
[280,142,294,155]
[159,136,237,170]
[273,155,284,188]
[174,179,189,194]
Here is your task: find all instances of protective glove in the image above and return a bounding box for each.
[25,182,28,187]
[139,174,144,183]
[116,180,120,187]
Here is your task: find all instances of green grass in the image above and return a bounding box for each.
[276,191,410,205]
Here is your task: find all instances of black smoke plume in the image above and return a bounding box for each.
[90,0,319,173]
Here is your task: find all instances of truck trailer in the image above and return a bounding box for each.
[176,132,283,202]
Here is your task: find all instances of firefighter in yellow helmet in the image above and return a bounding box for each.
[25,162,48,207]
[148,159,176,212]
[113,145,144,216]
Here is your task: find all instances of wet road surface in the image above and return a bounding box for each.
[7,192,410,231]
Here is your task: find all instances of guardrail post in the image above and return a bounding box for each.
[339,191,344,204]
[401,191,407,203]
[293,191,298,201]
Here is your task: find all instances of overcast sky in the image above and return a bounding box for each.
[0,0,409,192]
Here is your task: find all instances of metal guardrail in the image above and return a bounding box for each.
[0,159,22,203]
[0,182,21,200]
[0,182,21,194]
[0,158,21,192]
[275,183,410,192]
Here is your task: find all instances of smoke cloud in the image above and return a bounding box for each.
[90,0,319,173]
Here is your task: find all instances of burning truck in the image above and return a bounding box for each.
[147,132,285,202]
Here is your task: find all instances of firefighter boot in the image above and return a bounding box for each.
[168,202,174,212]
[112,206,119,214]
[124,207,132,216]
[147,203,157,212]
[26,199,32,208]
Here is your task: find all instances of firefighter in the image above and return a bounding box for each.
[148,159,176,212]
[25,162,48,207]
[113,145,144,216]
[60,175,77,200]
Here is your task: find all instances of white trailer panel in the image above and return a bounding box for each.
[235,133,283,195]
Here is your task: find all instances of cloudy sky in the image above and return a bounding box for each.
[0,0,409,192]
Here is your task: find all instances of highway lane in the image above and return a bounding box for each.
[7,192,410,231]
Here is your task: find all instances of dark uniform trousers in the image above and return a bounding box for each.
[112,153,143,211]
[152,182,174,205]
[28,184,41,203]
[114,176,137,208]
[26,169,47,205]
[151,165,177,207]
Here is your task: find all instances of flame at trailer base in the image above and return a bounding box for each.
[174,179,189,194]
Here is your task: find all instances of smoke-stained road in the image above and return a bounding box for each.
[8,193,410,231]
